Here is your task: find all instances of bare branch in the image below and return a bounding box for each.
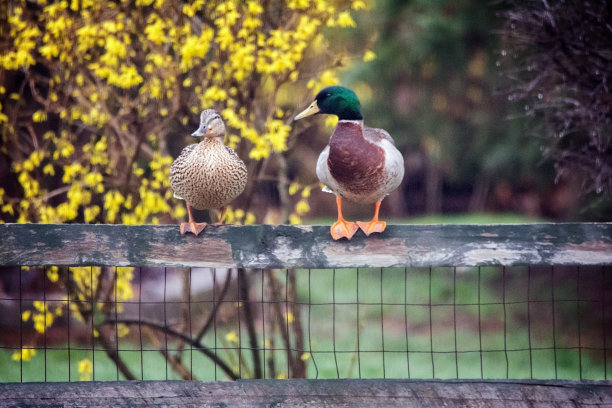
[103,318,239,380]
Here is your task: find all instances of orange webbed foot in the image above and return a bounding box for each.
[330,196,359,240]
[330,219,359,240]
[357,201,386,236]
[180,222,208,236]
[180,205,207,235]
[356,220,387,236]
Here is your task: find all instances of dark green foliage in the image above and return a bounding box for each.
[343,0,612,219]
[349,0,553,215]
[501,0,612,195]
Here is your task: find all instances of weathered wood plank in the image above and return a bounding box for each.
[0,223,611,268]
[0,379,610,407]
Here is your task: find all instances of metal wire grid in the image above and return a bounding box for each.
[0,265,610,382]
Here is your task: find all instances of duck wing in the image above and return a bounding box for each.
[223,145,248,183]
[224,145,244,163]
[171,143,197,171]
[169,143,198,200]
[363,125,404,198]
[363,126,396,145]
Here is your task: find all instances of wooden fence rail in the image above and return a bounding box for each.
[1,223,611,407]
[1,223,611,268]
[1,379,611,407]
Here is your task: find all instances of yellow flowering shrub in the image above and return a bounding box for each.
[0,0,368,226]
[16,265,135,373]
[2,0,370,378]
[287,181,317,225]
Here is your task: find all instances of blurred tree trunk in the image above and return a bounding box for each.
[469,175,491,212]
[424,152,442,214]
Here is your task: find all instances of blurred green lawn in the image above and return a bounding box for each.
[295,267,606,380]
[2,266,606,382]
[399,212,546,224]
[307,212,545,226]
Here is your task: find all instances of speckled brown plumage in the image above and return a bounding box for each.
[170,138,247,210]
[170,109,247,235]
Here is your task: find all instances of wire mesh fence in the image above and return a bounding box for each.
[1,265,610,382]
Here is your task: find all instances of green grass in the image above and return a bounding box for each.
[2,265,608,382]
[306,212,546,226]
[399,212,546,224]
[294,267,607,380]
[0,335,245,382]
[0,346,172,382]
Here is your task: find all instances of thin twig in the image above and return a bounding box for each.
[61,267,136,380]
[195,268,233,343]
[288,269,306,378]
[103,318,239,380]
[94,324,137,380]
[174,267,191,360]
[238,268,262,378]
[142,325,195,381]
[265,270,295,372]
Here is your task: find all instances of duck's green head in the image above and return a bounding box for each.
[295,86,363,121]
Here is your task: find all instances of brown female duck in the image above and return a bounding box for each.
[170,109,247,235]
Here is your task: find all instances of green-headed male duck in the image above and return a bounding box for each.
[295,86,404,240]
[170,109,247,235]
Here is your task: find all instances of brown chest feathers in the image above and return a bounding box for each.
[170,138,247,210]
[327,121,385,194]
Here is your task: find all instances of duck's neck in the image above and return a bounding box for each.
[195,136,224,151]
[338,119,363,126]
[330,120,365,144]
[199,136,224,144]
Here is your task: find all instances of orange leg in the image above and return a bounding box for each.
[180,204,207,235]
[215,206,227,225]
[330,196,359,240]
[356,201,387,236]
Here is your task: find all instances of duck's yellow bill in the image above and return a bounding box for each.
[295,100,319,120]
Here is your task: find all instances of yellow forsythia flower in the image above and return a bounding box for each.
[12,348,36,362]
[47,266,59,282]
[363,50,376,62]
[225,331,239,344]
[288,182,300,195]
[78,358,93,381]
[284,311,294,323]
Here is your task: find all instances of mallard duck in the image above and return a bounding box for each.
[170,109,247,235]
[295,86,404,240]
